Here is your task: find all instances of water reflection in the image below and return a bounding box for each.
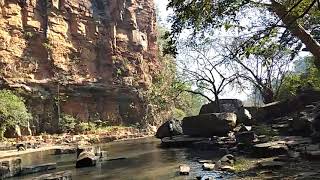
[10,138,234,180]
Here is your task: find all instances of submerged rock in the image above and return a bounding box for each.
[33,170,72,180]
[21,163,56,175]
[179,164,190,175]
[54,147,76,155]
[161,135,207,147]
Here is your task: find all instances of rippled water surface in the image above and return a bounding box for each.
[10,138,234,180]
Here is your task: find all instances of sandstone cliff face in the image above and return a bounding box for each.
[0,0,158,133]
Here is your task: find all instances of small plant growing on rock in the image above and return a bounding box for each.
[24,31,35,40]
[0,90,32,139]
[42,42,52,50]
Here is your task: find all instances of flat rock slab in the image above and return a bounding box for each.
[253,141,288,157]
[257,161,285,169]
[179,164,190,175]
[21,163,57,175]
[33,170,72,180]
[54,147,76,155]
[305,150,320,160]
[161,135,208,147]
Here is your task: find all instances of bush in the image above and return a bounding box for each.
[58,114,76,133]
[173,108,186,120]
[0,90,32,139]
[75,122,96,133]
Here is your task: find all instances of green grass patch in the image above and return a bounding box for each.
[234,158,256,173]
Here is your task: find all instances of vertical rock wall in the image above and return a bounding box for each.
[0,0,158,133]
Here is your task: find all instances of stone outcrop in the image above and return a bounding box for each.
[200,99,252,125]
[0,0,158,133]
[182,113,237,137]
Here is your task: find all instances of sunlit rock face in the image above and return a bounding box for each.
[0,0,158,133]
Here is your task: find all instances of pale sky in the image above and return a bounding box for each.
[154,0,251,101]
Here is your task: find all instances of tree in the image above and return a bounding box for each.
[166,0,320,68]
[177,39,239,112]
[144,24,207,124]
[0,90,32,139]
[278,56,320,100]
[220,38,293,103]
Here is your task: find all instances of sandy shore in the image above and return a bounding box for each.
[0,127,154,159]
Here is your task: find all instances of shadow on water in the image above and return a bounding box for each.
[10,138,234,180]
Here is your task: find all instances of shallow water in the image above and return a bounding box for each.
[10,138,234,180]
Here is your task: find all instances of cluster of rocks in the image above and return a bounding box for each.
[156,99,252,139]
[157,94,320,178]
[0,145,108,179]
[179,154,236,177]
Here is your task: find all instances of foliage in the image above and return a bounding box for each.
[172,108,186,120]
[277,56,320,100]
[0,90,32,139]
[58,114,76,133]
[75,122,96,134]
[145,25,207,124]
[165,0,320,68]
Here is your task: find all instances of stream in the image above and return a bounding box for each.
[10,138,234,180]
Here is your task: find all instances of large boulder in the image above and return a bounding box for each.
[0,157,22,179]
[199,99,243,114]
[256,90,320,121]
[182,113,237,137]
[76,146,99,168]
[199,99,252,125]
[76,151,97,168]
[155,119,183,139]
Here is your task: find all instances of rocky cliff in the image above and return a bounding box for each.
[0,0,158,133]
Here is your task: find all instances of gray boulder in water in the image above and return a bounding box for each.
[76,151,97,168]
[155,119,183,139]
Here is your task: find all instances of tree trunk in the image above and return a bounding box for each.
[0,125,6,140]
[270,0,320,68]
[261,87,274,104]
[214,93,221,112]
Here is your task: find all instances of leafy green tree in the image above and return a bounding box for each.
[278,56,320,100]
[0,90,32,139]
[166,0,320,68]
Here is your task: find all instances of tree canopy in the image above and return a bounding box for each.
[166,0,320,68]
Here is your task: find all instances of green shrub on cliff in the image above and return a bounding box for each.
[58,114,76,133]
[0,90,32,139]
